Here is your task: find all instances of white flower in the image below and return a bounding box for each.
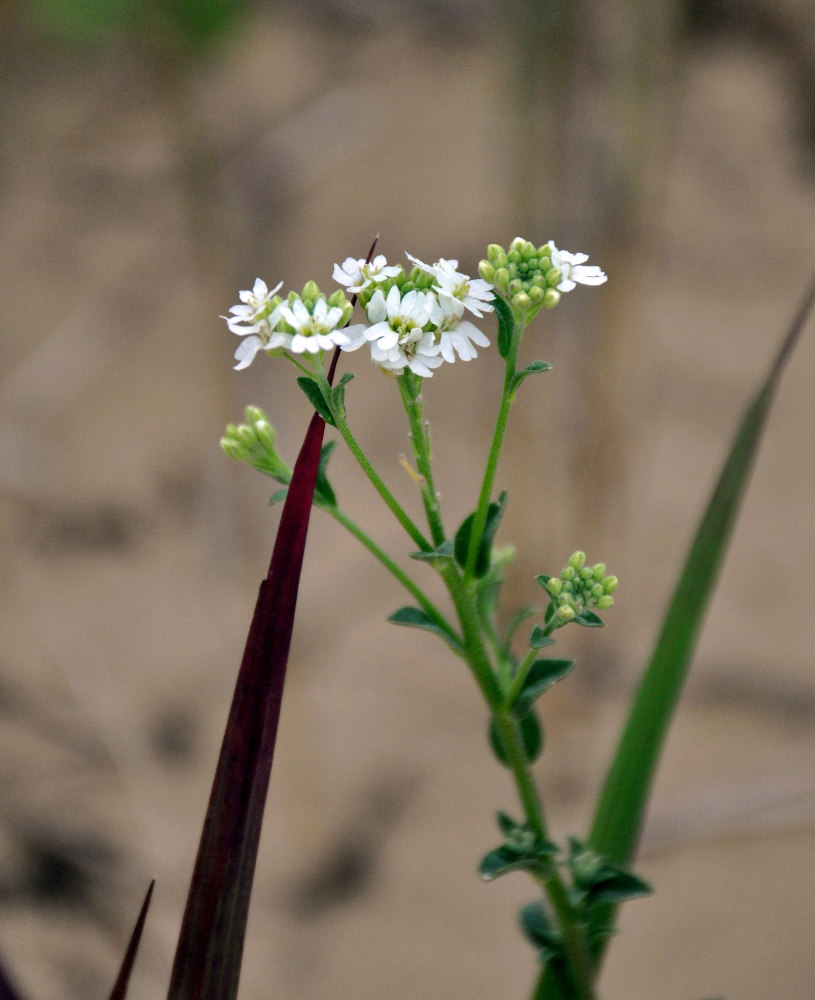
[332,254,402,293]
[224,278,283,334]
[224,278,288,370]
[278,297,349,354]
[547,242,607,292]
[433,296,491,363]
[405,253,494,317]
[342,285,443,377]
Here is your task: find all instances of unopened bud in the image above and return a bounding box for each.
[478,260,496,282]
[557,605,576,622]
[542,289,561,309]
[512,292,532,312]
[568,551,586,571]
[603,575,618,594]
[596,595,614,610]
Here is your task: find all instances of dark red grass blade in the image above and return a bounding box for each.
[166,409,328,1000]
[107,881,155,1000]
[0,953,26,1000]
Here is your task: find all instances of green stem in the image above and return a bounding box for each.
[442,576,595,1000]
[397,373,447,548]
[313,370,432,552]
[320,501,460,649]
[464,316,525,582]
[505,646,539,707]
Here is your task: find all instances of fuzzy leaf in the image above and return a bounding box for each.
[511,659,575,716]
[296,377,335,426]
[388,606,462,653]
[494,294,515,359]
[330,372,354,419]
[529,625,555,649]
[509,360,552,396]
[488,710,542,766]
[574,610,604,628]
[454,492,508,578]
[409,539,455,563]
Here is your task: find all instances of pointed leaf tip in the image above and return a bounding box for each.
[107,880,155,1000]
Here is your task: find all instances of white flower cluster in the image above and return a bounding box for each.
[224,280,354,370]
[339,252,494,378]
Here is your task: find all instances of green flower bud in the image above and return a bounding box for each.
[603,575,618,594]
[508,278,523,295]
[547,577,562,597]
[220,437,245,461]
[591,583,605,600]
[508,249,522,265]
[596,595,614,610]
[509,237,526,252]
[592,563,606,581]
[301,280,319,302]
[487,243,505,264]
[522,240,536,258]
[512,292,533,312]
[238,424,258,448]
[254,420,276,451]
[478,260,495,282]
[542,288,561,309]
[545,267,562,287]
[536,244,551,259]
[557,604,576,622]
[561,566,575,582]
[579,567,593,581]
[568,551,586,571]
[528,286,544,303]
[493,267,510,290]
[244,405,264,425]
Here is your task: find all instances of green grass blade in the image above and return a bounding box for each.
[585,277,815,954]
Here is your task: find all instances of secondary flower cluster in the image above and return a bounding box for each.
[478,238,607,318]
[543,551,618,623]
[224,239,606,375]
[225,281,354,371]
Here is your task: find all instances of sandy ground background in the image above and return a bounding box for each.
[2,2,815,998]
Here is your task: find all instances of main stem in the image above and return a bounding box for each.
[390,332,595,999]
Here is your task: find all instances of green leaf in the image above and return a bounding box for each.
[330,372,354,419]
[297,377,335,426]
[574,610,604,628]
[509,360,552,397]
[503,607,538,646]
[588,870,651,904]
[387,606,462,653]
[511,659,575,716]
[479,840,557,882]
[488,710,543,766]
[529,625,555,649]
[496,810,521,836]
[494,294,515,359]
[315,441,337,508]
[519,900,561,958]
[584,276,815,972]
[268,489,288,506]
[454,491,508,578]
[409,539,455,562]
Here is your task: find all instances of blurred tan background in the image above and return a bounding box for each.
[2,1,815,998]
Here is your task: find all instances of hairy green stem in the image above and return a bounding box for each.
[320,501,459,648]
[397,373,447,548]
[464,316,525,581]
[313,370,432,552]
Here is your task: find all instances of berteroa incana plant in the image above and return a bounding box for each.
[2,240,811,1000]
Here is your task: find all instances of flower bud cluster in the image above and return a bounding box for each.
[478,237,607,319]
[545,551,618,623]
[220,406,292,483]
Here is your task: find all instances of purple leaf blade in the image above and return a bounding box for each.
[0,952,27,1000]
[107,880,155,1000]
[167,408,327,1000]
